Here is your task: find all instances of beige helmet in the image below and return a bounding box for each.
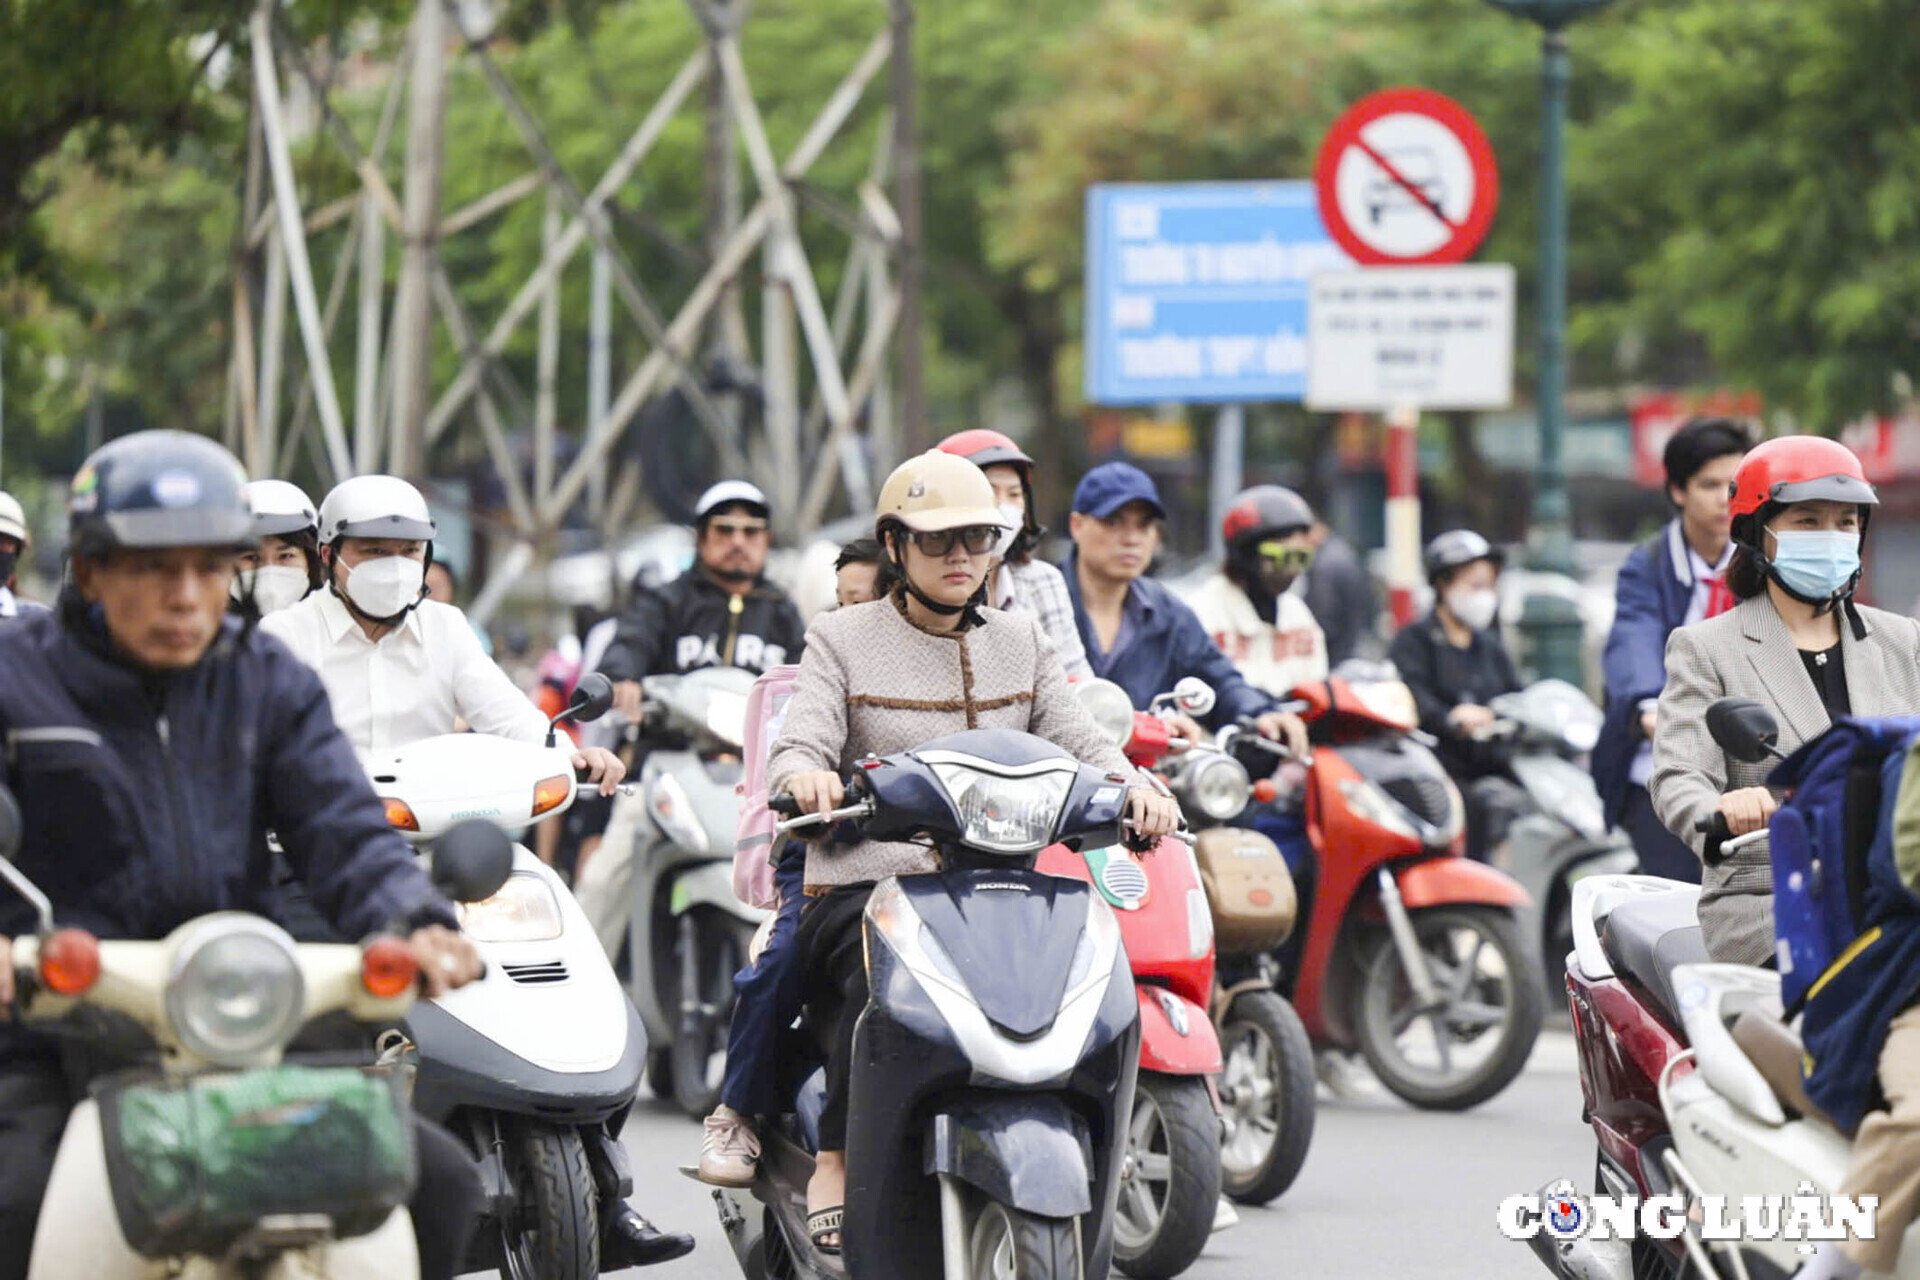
[874,450,1009,534]
[0,491,26,549]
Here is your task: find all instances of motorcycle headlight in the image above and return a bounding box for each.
[1564,720,1601,754]
[1075,679,1137,748]
[929,763,1075,854]
[165,919,306,1067]
[1186,755,1252,822]
[458,872,564,943]
[648,773,709,850]
[1347,681,1419,730]
[1338,777,1423,842]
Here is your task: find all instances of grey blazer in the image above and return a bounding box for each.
[1650,596,1920,965]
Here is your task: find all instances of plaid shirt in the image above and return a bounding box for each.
[997,558,1093,680]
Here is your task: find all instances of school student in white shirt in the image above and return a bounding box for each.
[261,474,623,791]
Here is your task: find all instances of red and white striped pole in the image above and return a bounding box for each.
[1385,403,1422,630]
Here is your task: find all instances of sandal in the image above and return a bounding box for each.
[807,1206,844,1256]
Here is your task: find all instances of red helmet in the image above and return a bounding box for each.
[1728,436,1877,518]
[937,429,1034,475]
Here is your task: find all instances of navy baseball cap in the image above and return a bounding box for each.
[1073,462,1168,520]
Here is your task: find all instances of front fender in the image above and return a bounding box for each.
[1136,987,1222,1075]
[1397,856,1532,911]
[926,1094,1095,1219]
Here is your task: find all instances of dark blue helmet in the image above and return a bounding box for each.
[67,431,255,559]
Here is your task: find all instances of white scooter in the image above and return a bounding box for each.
[621,666,768,1117]
[368,675,657,1279]
[3,787,513,1280]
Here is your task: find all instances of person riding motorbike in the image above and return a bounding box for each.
[1389,530,1525,861]
[1062,462,1309,754]
[1652,434,1920,967]
[833,536,895,608]
[1188,484,1330,698]
[935,428,1092,678]
[0,431,486,1280]
[0,491,46,621]
[768,450,1180,1253]
[230,478,322,618]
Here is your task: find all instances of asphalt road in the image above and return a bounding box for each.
[587,1027,1594,1280]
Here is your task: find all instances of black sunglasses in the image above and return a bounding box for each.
[906,526,998,557]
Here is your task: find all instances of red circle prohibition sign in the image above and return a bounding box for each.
[1314,87,1500,267]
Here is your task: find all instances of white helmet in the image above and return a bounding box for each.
[243,479,318,539]
[693,479,770,524]
[318,475,436,544]
[0,491,27,548]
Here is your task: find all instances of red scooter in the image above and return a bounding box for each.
[1229,672,1545,1111]
[1038,680,1223,1280]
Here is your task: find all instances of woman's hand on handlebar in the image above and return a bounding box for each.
[571,746,626,796]
[1254,711,1310,759]
[786,772,846,824]
[1448,704,1498,735]
[1126,788,1180,839]
[1717,786,1778,837]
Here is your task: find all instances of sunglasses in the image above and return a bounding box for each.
[907,526,999,557]
[709,520,769,539]
[1256,541,1315,573]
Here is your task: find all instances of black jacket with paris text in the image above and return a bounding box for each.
[596,568,806,683]
[0,607,455,961]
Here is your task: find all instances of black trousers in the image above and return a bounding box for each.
[795,883,876,1152]
[1621,784,1703,885]
[0,1056,481,1280]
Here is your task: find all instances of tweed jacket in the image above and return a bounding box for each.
[768,594,1148,890]
[1650,595,1920,965]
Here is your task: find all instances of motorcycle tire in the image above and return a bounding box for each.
[670,908,750,1119]
[968,1200,1084,1280]
[646,1046,675,1104]
[1112,1074,1221,1280]
[1354,905,1544,1112]
[499,1120,599,1280]
[1218,990,1316,1205]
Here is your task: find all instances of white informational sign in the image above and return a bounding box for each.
[1306,265,1516,411]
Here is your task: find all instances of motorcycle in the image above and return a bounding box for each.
[1229,671,1545,1111]
[1477,680,1639,999]
[369,674,654,1279]
[1077,676,1316,1214]
[621,665,769,1117]
[709,727,1146,1279]
[2,785,513,1279]
[1036,677,1223,1278]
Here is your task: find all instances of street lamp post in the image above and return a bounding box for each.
[1484,0,1612,684]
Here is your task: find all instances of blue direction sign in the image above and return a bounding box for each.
[1083,181,1351,406]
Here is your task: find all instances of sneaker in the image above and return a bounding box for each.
[698,1108,761,1187]
[1211,1197,1240,1233]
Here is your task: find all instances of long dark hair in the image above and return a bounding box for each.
[1726,543,1768,600]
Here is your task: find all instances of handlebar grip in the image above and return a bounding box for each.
[1694,812,1732,838]
[769,794,803,818]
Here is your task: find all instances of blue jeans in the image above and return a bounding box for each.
[720,849,809,1116]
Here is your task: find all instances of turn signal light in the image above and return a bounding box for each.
[1252,779,1280,805]
[383,798,420,831]
[531,774,572,817]
[40,928,101,996]
[361,936,417,999]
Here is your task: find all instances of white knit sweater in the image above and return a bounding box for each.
[768,595,1148,889]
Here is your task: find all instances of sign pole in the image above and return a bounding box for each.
[1208,404,1246,563]
[1384,403,1422,628]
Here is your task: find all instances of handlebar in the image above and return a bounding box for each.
[774,798,876,835]
[1694,810,1769,865]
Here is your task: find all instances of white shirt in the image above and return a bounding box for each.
[262,590,550,761]
[1186,571,1329,698]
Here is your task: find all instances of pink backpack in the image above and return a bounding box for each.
[733,664,801,909]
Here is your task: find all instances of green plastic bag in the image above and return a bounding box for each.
[103,1064,415,1257]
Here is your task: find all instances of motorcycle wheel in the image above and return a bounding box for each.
[1354,905,1543,1112]
[645,1046,674,1104]
[968,1200,1085,1280]
[1111,1074,1221,1279]
[499,1120,599,1280]
[1218,990,1316,1205]
[670,908,750,1118]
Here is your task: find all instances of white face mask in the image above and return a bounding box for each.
[1446,587,1499,632]
[233,565,311,615]
[343,555,426,619]
[993,502,1025,560]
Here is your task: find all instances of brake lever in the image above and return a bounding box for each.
[774,798,875,835]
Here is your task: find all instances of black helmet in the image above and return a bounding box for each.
[67,431,256,560]
[1423,529,1504,585]
[1220,485,1315,551]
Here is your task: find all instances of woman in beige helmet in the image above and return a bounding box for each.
[769,450,1178,1252]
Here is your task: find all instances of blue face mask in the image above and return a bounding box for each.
[1770,529,1861,601]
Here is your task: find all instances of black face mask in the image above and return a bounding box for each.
[0,549,16,586]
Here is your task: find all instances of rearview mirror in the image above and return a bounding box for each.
[431,820,515,904]
[1171,677,1216,719]
[0,787,54,935]
[565,673,616,725]
[1705,698,1781,764]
